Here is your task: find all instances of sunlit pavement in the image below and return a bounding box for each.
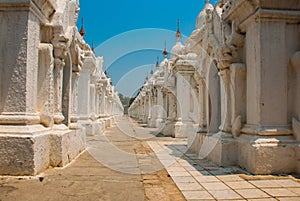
[145,126,300,200]
[0,116,299,201]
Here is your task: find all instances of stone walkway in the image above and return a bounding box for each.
[0,116,300,201]
[148,140,300,201]
[0,117,184,201]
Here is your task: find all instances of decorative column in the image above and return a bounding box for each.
[147,91,154,127]
[197,79,207,133]
[52,28,68,125]
[96,83,103,116]
[166,91,173,122]
[173,62,196,138]
[156,87,164,127]
[89,83,96,120]
[38,43,55,128]
[0,2,42,126]
[0,0,58,175]
[241,20,291,135]
[77,52,95,124]
[218,69,231,133]
[69,71,80,128]
[143,94,148,123]
[222,0,300,174]
[230,63,246,137]
[176,73,192,122]
[99,78,107,117]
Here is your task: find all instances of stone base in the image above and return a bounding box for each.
[191,131,300,174]
[0,125,51,175]
[188,128,207,152]
[148,118,156,128]
[193,132,237,166]
[0,125,85,175]
[155,118,164,129]
[49,124,86,168]
[174,121,196,138]
[161,121,175,137]
[79,120,104,136]
[238,134,300,175]
[0,124,86,176]
[104,117,113,128]
[97,119,106,133]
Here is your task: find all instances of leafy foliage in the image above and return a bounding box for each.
[118,93,131,114]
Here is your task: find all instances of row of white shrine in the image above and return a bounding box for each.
[0,0,123,175]
[129,0,300,175]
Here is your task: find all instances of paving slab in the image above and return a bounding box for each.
[262,188,299,197]
[181,190,214,200]
[208,189,243,200]
[235,188,272,199]
[146,128,300,201]
[224,180,256,189]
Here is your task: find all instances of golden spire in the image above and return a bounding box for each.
[144,74,149,84]
[150,68,154,75]
[176,19,182,40]
[103,65,107,75]
[92,40,95,53]
[79,17,86,37]
[163,41,168,58]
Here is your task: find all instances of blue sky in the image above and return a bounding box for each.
[77,0,218,97]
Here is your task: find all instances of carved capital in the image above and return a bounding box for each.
[54,58,65,69]
[217,45,233,70]
[51,26,68,69]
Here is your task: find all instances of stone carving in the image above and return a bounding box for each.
[52,27,69,69]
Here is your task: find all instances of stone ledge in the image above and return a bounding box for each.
[0,0,56,23]
[238,134,300,174]
[49,127,86,167]
[241,124,293,136]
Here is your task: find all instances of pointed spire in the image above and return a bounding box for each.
[150,65,154,75]
[205,0,210,4]
[156,56,159,69]
[91,40,95,53]
[176,19,182,41]
[163,41,168,58]
[103,65,107,76]
[144,74,149,84]
[79,17,86,37]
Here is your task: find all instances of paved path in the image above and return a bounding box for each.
[148,140,300,201]
[0,116,184,201]
[0,116,300,201]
